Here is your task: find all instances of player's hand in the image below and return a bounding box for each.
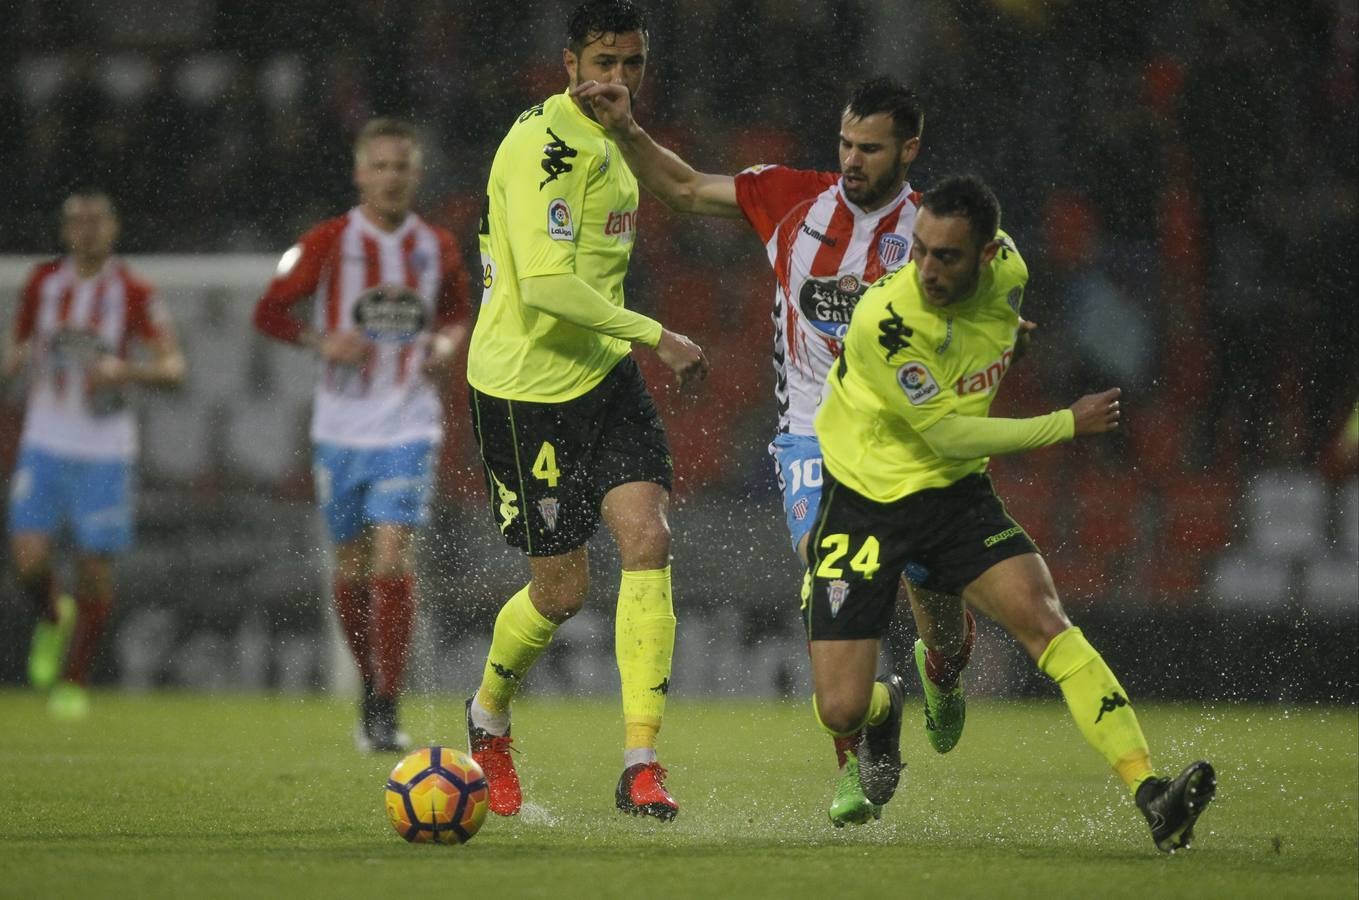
[87,354,130,388]
[1070,388,1121,436]
[655,328,709,390]
[317,331,371,366]
[420,332,457,378]
[571,80,635,135]
[1012,318,1037,364]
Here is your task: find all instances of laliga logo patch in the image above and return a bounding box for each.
[878,233,908,268]
[897,361,940,405]
[547,199,574,241]
[827,579,850,618]
[407,248,430,276]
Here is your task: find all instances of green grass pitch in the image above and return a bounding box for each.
[0,691,1354,899]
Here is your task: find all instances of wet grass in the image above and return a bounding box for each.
[0,691,1354,899]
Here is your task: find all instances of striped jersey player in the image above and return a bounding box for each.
[6,191,186,720]
[253,119,470,754]
[576,74,924,557]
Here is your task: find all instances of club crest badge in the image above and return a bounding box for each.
[827,579,850,618]
[538,497,560,532]
[1006,286,1023,313]
[878,233,909,268]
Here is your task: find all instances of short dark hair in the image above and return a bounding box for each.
[921,175,1002,246]
[845,76,924,142]
[567,0,649,54]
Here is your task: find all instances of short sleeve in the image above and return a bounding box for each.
[734,165,839,243]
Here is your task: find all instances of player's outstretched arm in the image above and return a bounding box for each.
[572,80,741,219]
[918,388,1120,461]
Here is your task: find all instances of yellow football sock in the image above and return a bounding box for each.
[1039,626,1155,792]
[476,584,558,714]
[812,680,889,737]
[616,567,676,751]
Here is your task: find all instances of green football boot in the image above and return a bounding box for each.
[48,680,90,721]
[828,752,882,827]
[28,594,76,690]
[914,637,966,754]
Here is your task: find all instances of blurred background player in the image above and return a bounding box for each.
[806,175,1215,848]
[465,0,708,821]
[3,190,186,719]
[253,118,470,752]
[576,73,981,810]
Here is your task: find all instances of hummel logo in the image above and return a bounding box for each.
[651,678,670,695]
[1095,690,1128,723]
[491,662,520,681]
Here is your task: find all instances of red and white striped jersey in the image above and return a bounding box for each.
[735,165,921,436]
[254,208,469,448]
[12,257,164,460]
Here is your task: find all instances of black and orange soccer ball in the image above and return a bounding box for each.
[384,746,489,845]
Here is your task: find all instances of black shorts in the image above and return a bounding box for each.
[803,470,1038,641]
[469,357,673,556]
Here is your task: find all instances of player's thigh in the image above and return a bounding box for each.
[768,432,824,559]
[802,473,914,644]
[907,474,1041,596]
[70,457,133,555]
[7,445,64,538]
[961,552,1070,657]
[591,358,673,500]
[361,441,436,531]
[468,387,598,557]
[313,443,366,545]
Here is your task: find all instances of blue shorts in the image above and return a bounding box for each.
[7,445,134,554]
[768,432,826,554]
[312,440,436,544]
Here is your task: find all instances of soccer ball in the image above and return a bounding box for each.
[384,746,489,845]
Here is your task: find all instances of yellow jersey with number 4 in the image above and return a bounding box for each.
[469,90,641,402]
[815,232,1029,502]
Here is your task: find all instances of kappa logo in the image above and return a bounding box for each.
[538,497,560,532]
[1095,691,1128,723]
[877,302,914,360]
[539,127,577,188]
[827,579,850,617]
[547,198,575,242]
[490,662,520,681]
[897,361,941,405]
[651,677,670,696]
[491,472,520,533]
[878,233,909,267]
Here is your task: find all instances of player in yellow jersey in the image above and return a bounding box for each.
[807,175,1216,851]
[464,0,707,822]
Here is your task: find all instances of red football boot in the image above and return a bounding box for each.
[466,697,521,816]
[615,762,679,821]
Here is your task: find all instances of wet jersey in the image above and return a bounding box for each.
[734,165,920,436]
[13,257,164,461]
[469,90,641,402]
[254,208,468,448]
[816,232,1029,502]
